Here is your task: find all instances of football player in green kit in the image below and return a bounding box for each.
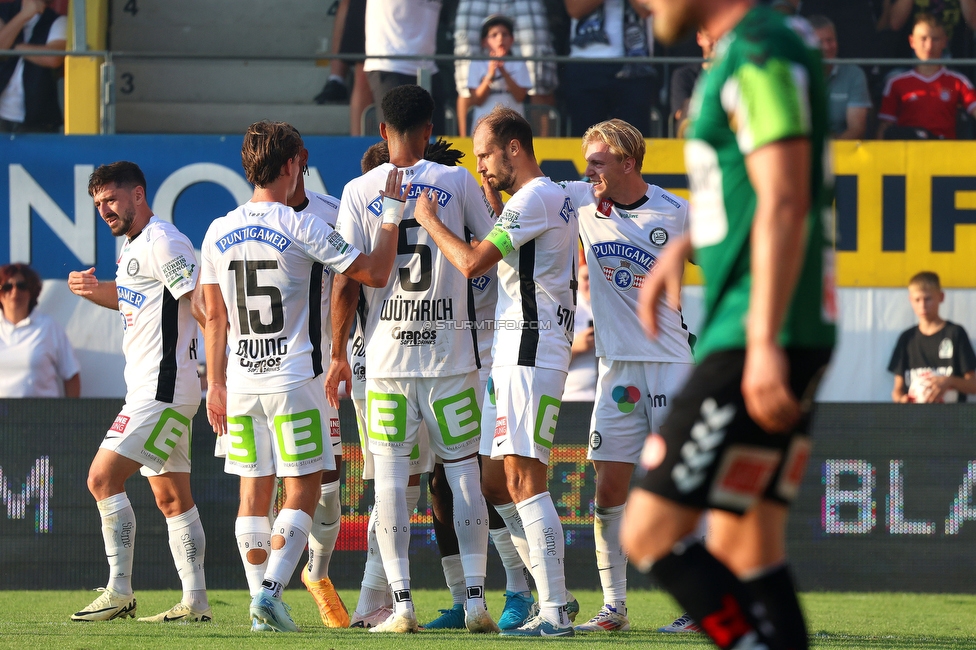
[621,1,836,649]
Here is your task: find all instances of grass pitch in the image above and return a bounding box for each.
[1,589,974,649]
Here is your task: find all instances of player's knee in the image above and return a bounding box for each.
[246,548,268,565]
[271,534,286,550]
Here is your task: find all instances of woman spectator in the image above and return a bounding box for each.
[0,262,79,397]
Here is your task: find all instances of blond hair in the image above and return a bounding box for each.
[581,119,646,168]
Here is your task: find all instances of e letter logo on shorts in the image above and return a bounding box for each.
[274,409,324,462]
[433,388,482,446]
[144,408,192,462]
[533,395,562,450]
[367,392,407,443]
[226,416,257,464]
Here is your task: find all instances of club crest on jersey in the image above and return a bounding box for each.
[649,227,669,247]
[940,89,951,102]
[471,274,492,292]
[597,198,614,217]
[126,259,139,276]
[591,241,656,292]
[215,226,292,253]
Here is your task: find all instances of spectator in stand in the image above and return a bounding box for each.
[889,271,976,403]
[316,0,374,135]
[809,15,872,139]
[314,0,352,105]
[364,0,445,134]
[801,0,889,59]
[562,0,657,137]
[455,0,558,136]
[0,263,79,397]
[882,0,976,60]
[563,259,597,402]
[0,0,67,133]
[461,14,532,136]
[878,13,976,139]
[670,28,715,138]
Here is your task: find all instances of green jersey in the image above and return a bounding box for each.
[685,6,836,358]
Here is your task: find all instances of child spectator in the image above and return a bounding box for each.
[460,14,531,136]
[888,271,976,403]
[878,13,976,139]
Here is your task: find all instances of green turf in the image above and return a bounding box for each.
[1,589,974,649]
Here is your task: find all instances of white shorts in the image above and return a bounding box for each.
[366,372,482,462]
[223,375,334,478]
[101,400,199,476]
[356,396,434,480]
[588,358,694,463]
[216,394,343,460]
[482,365,567,465]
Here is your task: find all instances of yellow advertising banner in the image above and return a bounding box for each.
[450,138,976,288]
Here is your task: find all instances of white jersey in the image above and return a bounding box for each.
[566,181,695,363]
[471,267,497,374]
[485,176,579,372]
[298,189,341,354]
[115,217,200,405]
[200,200,361,394]
[336,160,495,378]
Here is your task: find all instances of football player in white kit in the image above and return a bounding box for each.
[415,106,580,637]
[200,121,403,632]
[562,119,696,633]
[325,85,496,634]
[213,133,353,629]
[68,161,211,623]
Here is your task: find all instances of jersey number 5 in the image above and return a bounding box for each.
[398,219,432,292]
[229,260,285,335]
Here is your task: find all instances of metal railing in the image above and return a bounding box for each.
[6,43,973,135]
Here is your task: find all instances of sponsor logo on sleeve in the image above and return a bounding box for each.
[162,255,195,289]
[327,229,350,254]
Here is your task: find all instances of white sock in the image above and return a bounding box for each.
[444,458,489,600]
[442,554,465,605]
[307,481,341,581]
[490,526,531,594]
[517,492,568,627]
[493,501,532,571]
[356,503,392,615]
[97,493,135,596]
[406,483,422,512]
[373,455,413,615]
[236,516,272,596]
[263,508,312,594]
[165,505,208,609]
[594,504,627,611]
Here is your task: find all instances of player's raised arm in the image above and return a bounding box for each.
[414,187,503,278]
[340,168,409,287]
[68,267,119,310]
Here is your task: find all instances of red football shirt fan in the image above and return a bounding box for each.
[879,67,976,139]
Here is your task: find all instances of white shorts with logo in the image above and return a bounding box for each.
[223,375,334,478]
[366,371,482,462]
[482,365,567,465]
[588,358,694,463]
[216,391,343,461]
[356,396,433,480]
[101,400,199,477]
